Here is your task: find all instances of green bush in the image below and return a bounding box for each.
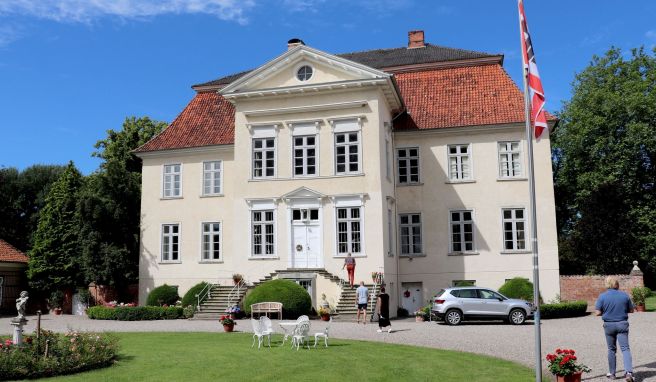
[243,279,311,319]
[146,284,180,306]
[499,278,541,302]
[630,287,651,305]
[0,330,117,380]
[181,282,209,307]
[87,306,184,320]
[540,301,588,319]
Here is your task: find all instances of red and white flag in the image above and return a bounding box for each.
[518,0,547,139]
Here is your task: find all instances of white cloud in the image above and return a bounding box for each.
[281,0,326,13]
[0,0,256,25]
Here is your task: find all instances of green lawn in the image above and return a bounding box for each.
[45,332,533,382]
[646,293,656,312]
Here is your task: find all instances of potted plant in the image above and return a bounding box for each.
[219,315,237,332]
[414,309,425,322]
[318,306,331,321]
[631,286,651,312]
[546,348,591,382]
[49,290,64,315]
[371,272,383,283]
[232,273,243,285]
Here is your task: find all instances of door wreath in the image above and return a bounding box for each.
[403,290,411,298]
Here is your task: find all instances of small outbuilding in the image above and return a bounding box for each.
[0,239,29,315]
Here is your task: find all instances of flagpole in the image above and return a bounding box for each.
[518,2,543,381]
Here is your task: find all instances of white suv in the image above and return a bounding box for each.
[432,287,534,326]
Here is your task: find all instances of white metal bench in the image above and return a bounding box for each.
[250,302,283,319]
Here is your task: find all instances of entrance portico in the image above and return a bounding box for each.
[283,187,325,269]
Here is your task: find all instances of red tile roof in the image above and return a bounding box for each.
[0,239,28,263]
[394,64,528,130]
[135,92,235,152]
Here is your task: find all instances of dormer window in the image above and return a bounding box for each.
[296,65,313,81]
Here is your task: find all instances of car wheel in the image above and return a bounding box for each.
[509,309,526,325]
[445,309,462,326]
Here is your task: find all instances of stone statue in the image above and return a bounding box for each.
[15,291,28,321]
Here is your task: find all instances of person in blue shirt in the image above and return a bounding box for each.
[594,276,635,381]
[356,281,369,324]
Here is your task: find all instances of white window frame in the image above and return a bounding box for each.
[399,213,423,256]
[498,141,522,179]
[447,144,473,181]
[332,195,365,257]
[162,163,182,198]
[501,208,527,252]
[161,223,181,263]
[334,131,361,175]
[292,135,318,177]
[336,206,363,256]
[397,147,421,185]
[252,137,276,179]
[200,222,222,262]
[251,209,276,257]
[449,210,476,254]
[201,161,223,196]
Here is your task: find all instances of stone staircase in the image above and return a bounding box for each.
[334,283,380,321]
[193,284,248,320]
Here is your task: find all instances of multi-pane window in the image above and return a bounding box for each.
[450,210,474,253]
[336,207,362,254]
[201,222,221,261]
[161,224,180,261]
[397,148,420,184]
[252,210,275,256]
[335,132,360,174]
[399,213,422,255]
[448,144,471,181]
[163,164,181,197]
[293,136,317,176]
[252,138,275,178]
[502,208,526,251]
[499,142,522,178]
[202,161,222,195]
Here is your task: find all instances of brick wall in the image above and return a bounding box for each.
[560,273,644,309]
[89,283,139,306]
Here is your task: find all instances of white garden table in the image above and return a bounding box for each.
[279,322,297,347]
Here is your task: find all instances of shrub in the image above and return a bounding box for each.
[540,301,588,319]
[243,279,311,319]
[0,330,117,380]
[499,278,541,302]
[49,290,64,309]
[630,286,651,305]
[87,306,184,320]
[183,305,196,319]
[146,284,179,306]
[181,282,209,307]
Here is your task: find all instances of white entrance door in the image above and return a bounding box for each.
[292,224,321,268]
[401,282,423,315]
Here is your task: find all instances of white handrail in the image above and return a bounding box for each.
[226,279,246,311]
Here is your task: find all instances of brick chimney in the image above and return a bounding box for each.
[408,30,425,49]
[287,38,305,50]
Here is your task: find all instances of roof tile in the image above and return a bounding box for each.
[0,239,28,263]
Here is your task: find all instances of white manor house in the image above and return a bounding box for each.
[135,31,560,317]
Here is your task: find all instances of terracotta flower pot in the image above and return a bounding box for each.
[415,316,425,322]
[321,314,330,321]
[223,324,235,332]
[635,304,646,312]
[556,372,582,382]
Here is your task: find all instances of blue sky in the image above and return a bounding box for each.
[1,0,654,174]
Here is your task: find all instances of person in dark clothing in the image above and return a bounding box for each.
[376,287,392,333]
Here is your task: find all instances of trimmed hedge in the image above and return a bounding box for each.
[146,284,180,306]
[499,277,542,302]
[181,282,209,307]
[540,301,588,319]
[243,279,311,319]
[87,306,184,320]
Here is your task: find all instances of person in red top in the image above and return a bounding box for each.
[342,253,355,288]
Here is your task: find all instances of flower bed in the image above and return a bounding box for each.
[541,301,588,319]
[0,330,117,381]
[87,306,184,320]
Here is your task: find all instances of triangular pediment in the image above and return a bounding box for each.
[281,186,325,200]
[220,45,391,94]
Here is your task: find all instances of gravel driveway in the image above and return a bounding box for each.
[2,313,654,381]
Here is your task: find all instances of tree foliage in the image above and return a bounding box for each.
[553,47,656,285]
[27,162,84,291]
[77,117,166,288]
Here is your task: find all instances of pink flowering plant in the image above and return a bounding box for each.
[546,348,591,376]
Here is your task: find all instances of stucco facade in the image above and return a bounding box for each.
[136,35,560,315]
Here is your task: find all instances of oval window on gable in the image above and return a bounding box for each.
[296,65,313,81]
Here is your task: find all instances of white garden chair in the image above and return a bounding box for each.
[291,320,311,351]
[251,318,271,349]
[260,316,274,337]
[313,317,331,348]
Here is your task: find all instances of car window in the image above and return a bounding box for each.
[479,290,503,300]
[435,289,446,298]
[455,289,477,298]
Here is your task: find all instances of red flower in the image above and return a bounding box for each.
[571,355,577,360]
[4,339,11,346]
[556,348,563,354]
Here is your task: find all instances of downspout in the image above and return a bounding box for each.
[390,108,407,316]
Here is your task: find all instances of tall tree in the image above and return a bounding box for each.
[553,47,656,286]
[28,162,84,291]
[78,117,166,289]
